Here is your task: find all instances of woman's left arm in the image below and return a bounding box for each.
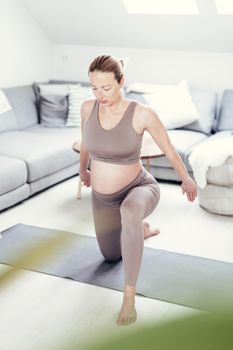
[143,106,198,202]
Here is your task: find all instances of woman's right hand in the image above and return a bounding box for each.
[79,169,91,187]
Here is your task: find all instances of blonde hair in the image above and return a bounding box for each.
[88,54,125,84]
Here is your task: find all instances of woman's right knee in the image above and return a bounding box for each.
[97,240,122,262]
[103,253,122,263]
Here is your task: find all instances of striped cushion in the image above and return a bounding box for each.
[66,85,93,127]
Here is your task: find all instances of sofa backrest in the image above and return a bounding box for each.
[215,90,233,132]
[0,99,18,133]
[49,79,91,87]
[126,87,217,135]
[178,87,217,135]
[2,85,39,130]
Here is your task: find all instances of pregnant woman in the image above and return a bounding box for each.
[80,54,197,326]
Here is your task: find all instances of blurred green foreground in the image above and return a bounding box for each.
[1,230,232,350]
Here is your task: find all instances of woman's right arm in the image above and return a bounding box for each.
[79,101,91,186]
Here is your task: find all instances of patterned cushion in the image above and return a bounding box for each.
[66,85,93,127]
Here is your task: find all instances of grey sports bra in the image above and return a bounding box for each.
[82,99,143,165]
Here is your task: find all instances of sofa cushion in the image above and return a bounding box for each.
[0,131,79,182]
[66,85,94,127]
[34,82,92,128]
[0,155,27,195]
[180,87,217,135]
[33,81,50,103]
[0,108,18,133]
[26,124,82,139]
[142,80,201,129]
[202,130,233,140]
[39,94,69,127]
[216,90,233,131]
[127,87,217,135]
[3,85,38,129]
[0,184,30,212]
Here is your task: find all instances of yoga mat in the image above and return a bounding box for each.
[0,223,233,311]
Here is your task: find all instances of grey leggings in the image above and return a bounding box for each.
[91,167,160,287]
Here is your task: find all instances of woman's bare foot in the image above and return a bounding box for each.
[117,286,137,326]
[143,221,160,240]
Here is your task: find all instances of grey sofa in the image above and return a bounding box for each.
[0,82,232,214]
[0,84,82,211]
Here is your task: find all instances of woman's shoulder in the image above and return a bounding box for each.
[81,98,97,110]
[132,99,159,132]
[81,99,97,121]
[132,99,153,117]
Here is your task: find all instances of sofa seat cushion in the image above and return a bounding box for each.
[0,131,79,182]
[150,129,207,169]
[25,124,82,139]
[207,130,233,140]
[0,155,27,195]
[0,184,30,212]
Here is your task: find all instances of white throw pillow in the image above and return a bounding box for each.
[143,80,201,129]
[0,89,12,114]
[66,85,94,127]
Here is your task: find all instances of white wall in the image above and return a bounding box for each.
[20,0,233,53]
[0,0,52,88]
[52,44,233,110]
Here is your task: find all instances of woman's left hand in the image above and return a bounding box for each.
[181,176,198,202]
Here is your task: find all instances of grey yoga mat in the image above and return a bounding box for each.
[0,223,233,311]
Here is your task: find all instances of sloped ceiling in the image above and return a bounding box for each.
[21,0,233,52]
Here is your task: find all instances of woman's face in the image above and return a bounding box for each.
[89,71,124,106]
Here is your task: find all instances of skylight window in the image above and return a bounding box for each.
[215,0,233,14]
[122,0,199,15]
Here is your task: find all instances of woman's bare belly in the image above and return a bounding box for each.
[90,159,143,194]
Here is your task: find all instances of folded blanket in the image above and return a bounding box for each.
[188,135,233,189]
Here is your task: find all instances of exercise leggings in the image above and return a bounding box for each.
[91,166,160,287]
